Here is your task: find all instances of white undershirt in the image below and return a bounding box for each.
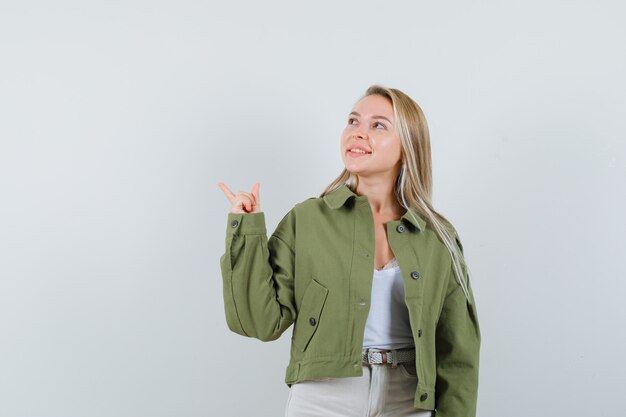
[362,257,415,350]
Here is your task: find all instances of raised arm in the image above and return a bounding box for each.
[218,182,297,341]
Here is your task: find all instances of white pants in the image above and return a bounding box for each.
[284,362,434,417]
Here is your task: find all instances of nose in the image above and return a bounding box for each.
[353,123,369,139]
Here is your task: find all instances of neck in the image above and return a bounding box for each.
[354,176,405,216]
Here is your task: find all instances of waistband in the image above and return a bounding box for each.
[361,347,415,367]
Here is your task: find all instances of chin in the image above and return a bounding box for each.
[344,167,365,176]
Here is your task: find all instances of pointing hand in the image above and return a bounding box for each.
[218,182,262,214]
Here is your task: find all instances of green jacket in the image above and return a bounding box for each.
[220,184,481,416]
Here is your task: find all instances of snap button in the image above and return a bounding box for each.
[396,224,406,233]
[420,393,428,401]
[309,317,316,326]
[411,271,420,280]
[230,219,239,228]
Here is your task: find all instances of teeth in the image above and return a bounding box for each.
[350,149,368,153]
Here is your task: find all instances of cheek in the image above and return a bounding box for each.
[375,139,402,165]
[378,136,401,154]
[339,133,349,154]
[340,130,355,148]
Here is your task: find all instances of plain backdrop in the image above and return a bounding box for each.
[1,1,625,416]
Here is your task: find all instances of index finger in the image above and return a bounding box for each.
[218,182,236,203]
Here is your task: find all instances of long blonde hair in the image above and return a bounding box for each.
[320,85,473,304]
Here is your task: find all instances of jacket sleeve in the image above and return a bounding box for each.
[219,209,297,342]
[434,235,481,417]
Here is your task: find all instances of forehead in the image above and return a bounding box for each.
[352,94,394,119]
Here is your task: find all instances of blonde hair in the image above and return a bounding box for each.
[320,85,474,304]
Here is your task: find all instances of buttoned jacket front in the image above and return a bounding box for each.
[220,184,481,417]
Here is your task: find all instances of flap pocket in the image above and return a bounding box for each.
[292,279,329,352]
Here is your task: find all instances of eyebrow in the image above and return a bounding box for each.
[349,111,393,125]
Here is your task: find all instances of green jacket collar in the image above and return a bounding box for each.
[323,183,426,232]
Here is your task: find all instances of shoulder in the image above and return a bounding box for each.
[436,213,457,235]
[291,194,328,215]
[271,195,328,243]
[273,195,322,229]
[434,214,464,255]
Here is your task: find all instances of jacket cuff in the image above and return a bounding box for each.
[226,212,267,236]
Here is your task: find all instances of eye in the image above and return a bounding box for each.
[348,117,358,125]
[374,122,385,129]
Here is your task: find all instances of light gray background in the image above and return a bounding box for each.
[1,1,624,416]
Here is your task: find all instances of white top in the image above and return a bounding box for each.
[362,257,415,350]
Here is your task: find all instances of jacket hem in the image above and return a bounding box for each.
[284,358,436,410]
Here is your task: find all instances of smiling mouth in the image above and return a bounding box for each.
[346,149,371,158]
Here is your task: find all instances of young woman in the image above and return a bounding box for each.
[218,85,481,417]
